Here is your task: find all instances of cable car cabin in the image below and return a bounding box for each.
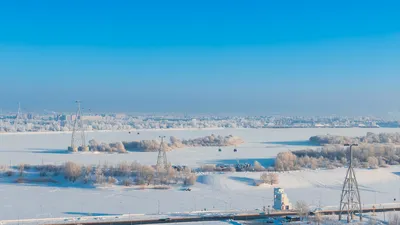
[234,149,237,152]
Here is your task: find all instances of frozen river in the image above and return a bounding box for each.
[1,128,398,166]
[0,128,400,221]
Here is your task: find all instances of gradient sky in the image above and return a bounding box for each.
[1,1,400,115]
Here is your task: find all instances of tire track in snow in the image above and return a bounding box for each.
[289,172,386,193]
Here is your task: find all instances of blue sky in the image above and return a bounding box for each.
[1,1,400,115]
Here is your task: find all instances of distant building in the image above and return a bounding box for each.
[68,115,75,121]
[114,113,126,119]
[59,115,67,121]
[191,119,197,127]
[82,115,103,121]
[273,188,292,210]
[27,113,34,120]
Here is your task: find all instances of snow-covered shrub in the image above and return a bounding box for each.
[254,161,265,171]
[183,174,196,186]
[64,162,82,182]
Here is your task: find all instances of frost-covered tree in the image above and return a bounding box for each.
[367,156,379,169]
[275,151,297,171]
[260,173,278,185]
[64,162,82,182]
[295,201,309,221]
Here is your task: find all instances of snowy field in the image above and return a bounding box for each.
[1,128,400,222]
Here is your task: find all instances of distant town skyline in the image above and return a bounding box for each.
[1,1,400,116]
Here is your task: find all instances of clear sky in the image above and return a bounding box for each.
[1,1,400,115]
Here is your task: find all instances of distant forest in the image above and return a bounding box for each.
[275,132,400,171]
[309,132,400,145]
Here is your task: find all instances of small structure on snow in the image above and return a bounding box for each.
[273,188,292,210]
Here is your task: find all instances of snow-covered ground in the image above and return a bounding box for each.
[1,128,400,222]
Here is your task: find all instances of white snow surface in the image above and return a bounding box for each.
[1,128,400,222]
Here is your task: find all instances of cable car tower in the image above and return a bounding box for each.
[156,136,168,172]
[68,101,88,152]
[14,102,22,132]
[339,144,362,223]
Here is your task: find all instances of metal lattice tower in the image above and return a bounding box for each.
[156,136,168,171]
[69,101,87,152]
[339,144,362,223]
[14,102,21,131]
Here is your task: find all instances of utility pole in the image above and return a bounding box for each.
[383,206,386,222]
[339,143,362,223]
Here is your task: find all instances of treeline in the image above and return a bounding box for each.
[310,132,400,145]
[1,161,197,187]
[79,134,243,153]
[87,140,127,153]
[197,160,275,173]
[274,143,400,171]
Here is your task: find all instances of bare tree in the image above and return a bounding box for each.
[389,212,400,225]
[94,167,106,184]
[275,152,297,171]
[295,201,309,221]
[268,173,279,185]
[183,174,197,186]
[316,212,324,225]
[130,161,142,172]
[310,158,318,170]
[117,162,131,176]
[367,156,379,169]
[139,165,155,185]
[64,162,82,182]
[260,173,279,185]
[260,173,269,183]
[107,176,117,184]
[166,166,176,184]
[312,212,323,225]
[274,158,284,171]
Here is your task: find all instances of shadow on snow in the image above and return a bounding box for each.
[63,212,122,216]
[228,176,257,186]
[0,176,97,190]
[262,140,319,146]
[27,148,70,154]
